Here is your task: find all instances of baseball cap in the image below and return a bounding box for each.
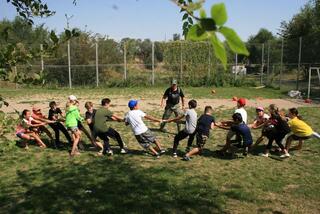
[172,79,177,85]
[256,106,264,111]
[237,98,246,106]
[128,100,138,109]
[68,95,77,101]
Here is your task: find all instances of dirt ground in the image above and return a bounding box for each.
[3,95,318,117]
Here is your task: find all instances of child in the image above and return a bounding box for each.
[165,99,197,157]
[68,95,95,148]
[249,107,270,146]
[92,98,127,155]
[84,101,103,152]
[183,106,215,161]
[48,101,73,147]
[31,106,55,143]
[218,113,253,156]
[260,104,290,157]
[125,100,165,158]
[219,98,248,148]
[16,109,47,149]
[65,100,83,156]
[280,108,318,158]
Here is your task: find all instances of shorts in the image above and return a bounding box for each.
[290,134,311,141]
[196,133,208,149]
[68,126,79,134]
[135,129,156,149]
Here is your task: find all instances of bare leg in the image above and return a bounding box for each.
[148,146,159,156]
[153,139,163,151]
[31,132,46,148]
[185,147,200,157]
[71,131,81,156]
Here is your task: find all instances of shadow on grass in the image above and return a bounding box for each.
[1,156,228,213]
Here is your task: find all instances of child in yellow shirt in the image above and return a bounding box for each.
[281,108,317,158]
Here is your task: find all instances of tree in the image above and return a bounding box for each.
[4,0,249,69]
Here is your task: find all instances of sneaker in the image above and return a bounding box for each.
[106,149,113,156]
[120,148,127,154]
[185,146,191,152]
[172,153,178,158]
[280,153,290,158]
[183,156,191,161]
[159,149,166,155]
[259,153,269,157]
[154,153,160,158]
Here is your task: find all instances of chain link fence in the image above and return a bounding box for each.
[8,37,320,99]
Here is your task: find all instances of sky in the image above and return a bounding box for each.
[0,0,310,42]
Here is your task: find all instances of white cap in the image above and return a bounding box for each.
[68,95,77,101]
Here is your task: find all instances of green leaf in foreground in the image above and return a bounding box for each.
[200,18,217,31]
[210,33,227,69]
[219,26,249,56]
[186,24,208,41]
[211,3,228,26]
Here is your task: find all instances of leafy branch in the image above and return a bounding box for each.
[172,0,249,69]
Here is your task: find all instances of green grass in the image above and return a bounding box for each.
[0,104,320,213]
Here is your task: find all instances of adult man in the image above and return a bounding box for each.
[160,79,185,132]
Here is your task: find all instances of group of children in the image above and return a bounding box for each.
[15,95,319,160]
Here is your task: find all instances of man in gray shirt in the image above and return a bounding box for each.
[160,79,185,132]
[164,100,197,157]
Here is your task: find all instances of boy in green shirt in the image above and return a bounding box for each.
[93,98,127,155]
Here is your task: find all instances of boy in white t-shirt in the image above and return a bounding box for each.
[217,98,248,148]
[164,99,197,157]
[125,100,166,158]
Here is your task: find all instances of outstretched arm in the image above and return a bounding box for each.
[111,115,124,122]
[144,115,162,123]
[164,115,184,123]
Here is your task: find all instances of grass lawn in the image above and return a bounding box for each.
[0,87,319,213]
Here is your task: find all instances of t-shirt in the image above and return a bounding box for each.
[288,117,313,137]
[85,109,97,131]
[255,113,270,126]
[48,108,62,121]
[16,117,34,134]
[93,108,113,132]
[163,87,184,106]
[271,114,291,134]
[235,108,247,124]
[196,114,215,137]
[125,110,148,135]
[231,123,253,146]
[184,109,197,134]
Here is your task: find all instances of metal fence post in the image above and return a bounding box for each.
[296,36,302,90]
[95,42,99,87]
[208,42,211,80]
[67,40,72,89]
[260,43,265,85]
[280,37,284,89]
[152,42,155,85]
[267,41,270,84]
[180,40,183,83]
[40,44,44,73]
[124,42,127,81]
[235,53,238,81]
